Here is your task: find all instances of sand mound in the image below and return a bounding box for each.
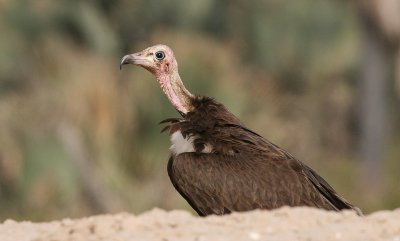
[0,207,399,241]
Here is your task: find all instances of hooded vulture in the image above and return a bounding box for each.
[120,44,362,216]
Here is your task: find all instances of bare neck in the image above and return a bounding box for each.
[158,70,194,115]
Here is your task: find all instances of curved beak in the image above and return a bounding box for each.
[120,54,134,70]
[120,51,150,70]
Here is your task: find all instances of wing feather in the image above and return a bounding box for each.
[164,96,361,216]
[167,124,362,216]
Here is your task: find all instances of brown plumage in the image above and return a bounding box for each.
[120,44,362,216]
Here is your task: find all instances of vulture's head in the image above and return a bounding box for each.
[120,44,193,115]
[120,44,177,77]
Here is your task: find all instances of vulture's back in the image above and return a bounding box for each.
[164,96,362,216]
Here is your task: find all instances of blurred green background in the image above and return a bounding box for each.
[0,0,399,221]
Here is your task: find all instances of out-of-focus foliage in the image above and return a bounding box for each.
[0,0,399,221]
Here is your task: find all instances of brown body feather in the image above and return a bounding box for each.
[163,96,362,216]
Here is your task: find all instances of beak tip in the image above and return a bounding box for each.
[120,55,129,70]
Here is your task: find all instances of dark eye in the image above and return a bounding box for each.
[155,51,165,60]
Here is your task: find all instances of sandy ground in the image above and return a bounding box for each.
[0,207,399,241]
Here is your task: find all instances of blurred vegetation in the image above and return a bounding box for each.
[0,0,399,221]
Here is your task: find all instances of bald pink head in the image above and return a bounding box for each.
[121,44,177,77]
[121,44,193,115]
